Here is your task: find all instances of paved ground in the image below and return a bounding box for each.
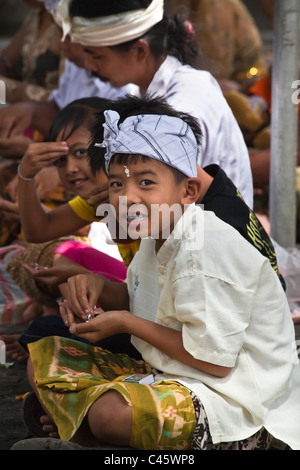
[0,324,29,451]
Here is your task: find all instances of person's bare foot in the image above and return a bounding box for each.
[0,334,28,362]
[40,415,59,438]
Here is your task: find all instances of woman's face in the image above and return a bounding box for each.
[55,125,106,198]
[83,43,150,90]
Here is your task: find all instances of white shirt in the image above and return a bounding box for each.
[126,204,300,448]
[49,60,138,109]
[146,56,254,208]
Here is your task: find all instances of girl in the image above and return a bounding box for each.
[53,0,254,208]
[4,98,137,366]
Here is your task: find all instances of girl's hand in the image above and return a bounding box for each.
[18,141,69,180]
[69,309,131,343]
[20,261,85,286]
[87,183,109,209]
[66,273,105,321]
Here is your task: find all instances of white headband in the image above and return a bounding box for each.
[54,0,164,47]
[96,110,198,178]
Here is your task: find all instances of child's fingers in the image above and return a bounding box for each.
[69,320,98,342]
[67,275,99,321]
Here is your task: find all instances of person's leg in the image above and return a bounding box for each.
[0,334,28,362]
[85,390,132,446]
[28,352,132,446]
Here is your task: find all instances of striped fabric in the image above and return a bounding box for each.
[0,245,30,324]
[98,110,198,177]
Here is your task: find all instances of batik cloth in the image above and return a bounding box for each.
[28,336,197,450]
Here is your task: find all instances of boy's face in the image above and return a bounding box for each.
[108,156,189,245]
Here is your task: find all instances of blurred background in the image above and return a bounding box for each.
[0,0,273,52]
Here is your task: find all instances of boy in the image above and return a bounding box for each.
[22,99,300,450]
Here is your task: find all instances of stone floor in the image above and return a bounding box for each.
[0,323,29,451]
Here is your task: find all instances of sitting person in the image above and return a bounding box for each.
[0,0,63,104]
[12,95,286,366]
[17,96,300,450]
[1,97,129,361]
[2,0,254,208]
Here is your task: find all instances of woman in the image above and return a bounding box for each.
[53,0,254,208]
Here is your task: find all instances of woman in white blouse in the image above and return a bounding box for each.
[56,0,254,208]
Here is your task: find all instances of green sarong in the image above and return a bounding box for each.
[29,336,196,450]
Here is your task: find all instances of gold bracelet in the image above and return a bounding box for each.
[17,164,33,181]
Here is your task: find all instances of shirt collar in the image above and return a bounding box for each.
[146,55,181,97]
[156,203,200,267]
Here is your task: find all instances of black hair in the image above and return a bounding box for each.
[48,97,112,142]
[69,0,199,68]
[69,0,151,18]
[109,153,188,185]
[88,93,202,176]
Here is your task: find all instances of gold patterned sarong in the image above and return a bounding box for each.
[28,336,196,450]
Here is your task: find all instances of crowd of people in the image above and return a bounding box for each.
[0,0,299,451]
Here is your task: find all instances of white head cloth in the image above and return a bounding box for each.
[53,0,164,46]
[97,110,198,177]
[38,0,60,13]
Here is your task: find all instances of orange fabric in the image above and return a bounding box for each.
[249,73,300,121]
[248,75,272,112]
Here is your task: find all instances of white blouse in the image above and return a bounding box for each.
[146,56,254,208]
[49,59,138,110]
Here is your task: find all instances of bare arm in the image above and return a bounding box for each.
[0,100,58,138]
[17,141,90,242]
[70,310,232,378]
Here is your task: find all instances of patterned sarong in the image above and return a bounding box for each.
[28,336,196,450]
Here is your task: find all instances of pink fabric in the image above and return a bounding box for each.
[54,240,127,282]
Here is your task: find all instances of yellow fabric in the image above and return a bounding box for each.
[68,196,99,223]
[68,195,141,267]
[29,336,196,449]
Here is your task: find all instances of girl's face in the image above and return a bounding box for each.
[55,125,106,198]
[108,156,188,247]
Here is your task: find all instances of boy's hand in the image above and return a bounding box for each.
[18,141,69,180]
[69,309,130,343]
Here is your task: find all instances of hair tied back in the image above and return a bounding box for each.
[184,20,195,36]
